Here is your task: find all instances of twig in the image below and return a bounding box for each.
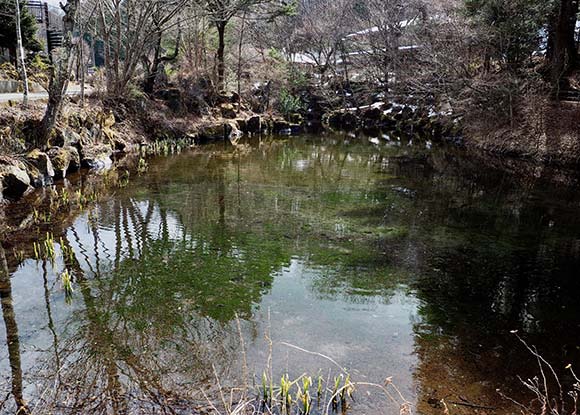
[278,342,347,374]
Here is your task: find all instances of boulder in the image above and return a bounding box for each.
[362,107,382,121]
[0,162,31,200]
[67,146,81,171]
[246,115,262,133]
[81,144,113,170]
[341,112,359,129]
[220,103,237,119]
[225,121,242,141]
[272,119,302,135]
[273,119,291,133]
[47,146,80,178]
[198,124,226,141]
[323,110,359,130]
[51,127,82,147]
[26,149,55,187]
[235,118,247,132]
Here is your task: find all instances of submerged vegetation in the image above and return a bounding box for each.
[1,0,580,412]
[0,134,579,414]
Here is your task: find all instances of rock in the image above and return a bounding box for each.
[288,113,303,124]
[52,127,82,147]
[272,119,302,135]
[67,146,81,171]
[0,162,31,200]
[113,137,128,152]
[273,119,291,133]
[235,118,247,132]
[323,111,342,128]
[198,124,226,141]
[26,149,55,187]
[341,112,359,129]
[362,107,382,121]
[101,111,116,128]
[47,146,79,178]
[323,111,359,130]
[225,121,242,141]
[246,115,262,133]
[401,106,415,119]
[47,147,69,178]
[81,144,113,170]
[220,103,237,119]
[230,92,240,103]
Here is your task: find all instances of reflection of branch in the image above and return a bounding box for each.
[42,259,62,384]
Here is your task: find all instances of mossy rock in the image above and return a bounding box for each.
[198,124,226,141]
[100,111,116,128]
[47,146,80,178]
[220,103,237,119]
[26,149,55,185]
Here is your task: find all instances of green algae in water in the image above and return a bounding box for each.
[2,134,580,414]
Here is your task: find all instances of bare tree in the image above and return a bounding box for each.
[293,0,357,77]
[14,0,29,107]
[91,0,186,97]
[39,0,81,146]
[203,0,286,91]
[348,0,427,95]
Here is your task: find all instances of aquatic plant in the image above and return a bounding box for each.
[43,232,56,264]
[61,269,74,304]
[280,374,292,411]
[12,248,25,262]
[60,238,75,263]
[200,340,410,415]
[138,157,148,175]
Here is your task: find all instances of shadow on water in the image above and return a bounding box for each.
[0,133,580,414]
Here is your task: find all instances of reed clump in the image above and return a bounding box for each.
[201,316,411,415]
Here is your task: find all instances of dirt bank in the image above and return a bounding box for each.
[464,101,580,166]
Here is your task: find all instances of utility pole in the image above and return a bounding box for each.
[14,0,30,107]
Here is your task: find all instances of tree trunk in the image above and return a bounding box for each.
[237,11,247,111]
[38,0,80,146]
[144,22,181,95]
[550,0,579,86]
[143,30,163,94]
[216,20,227,91]
[14,0,29,107]
[0,244,28,414]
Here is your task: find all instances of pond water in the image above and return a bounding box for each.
[1,133,580,414]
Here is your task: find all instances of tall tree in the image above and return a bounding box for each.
[203,0,290,91]
[39,0,81,146]
[549,0,579,85]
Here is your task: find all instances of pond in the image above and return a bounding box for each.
[1,133,580,414]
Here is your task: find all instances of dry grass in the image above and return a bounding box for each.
[497,332,580,415]
[198,314,412,415]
